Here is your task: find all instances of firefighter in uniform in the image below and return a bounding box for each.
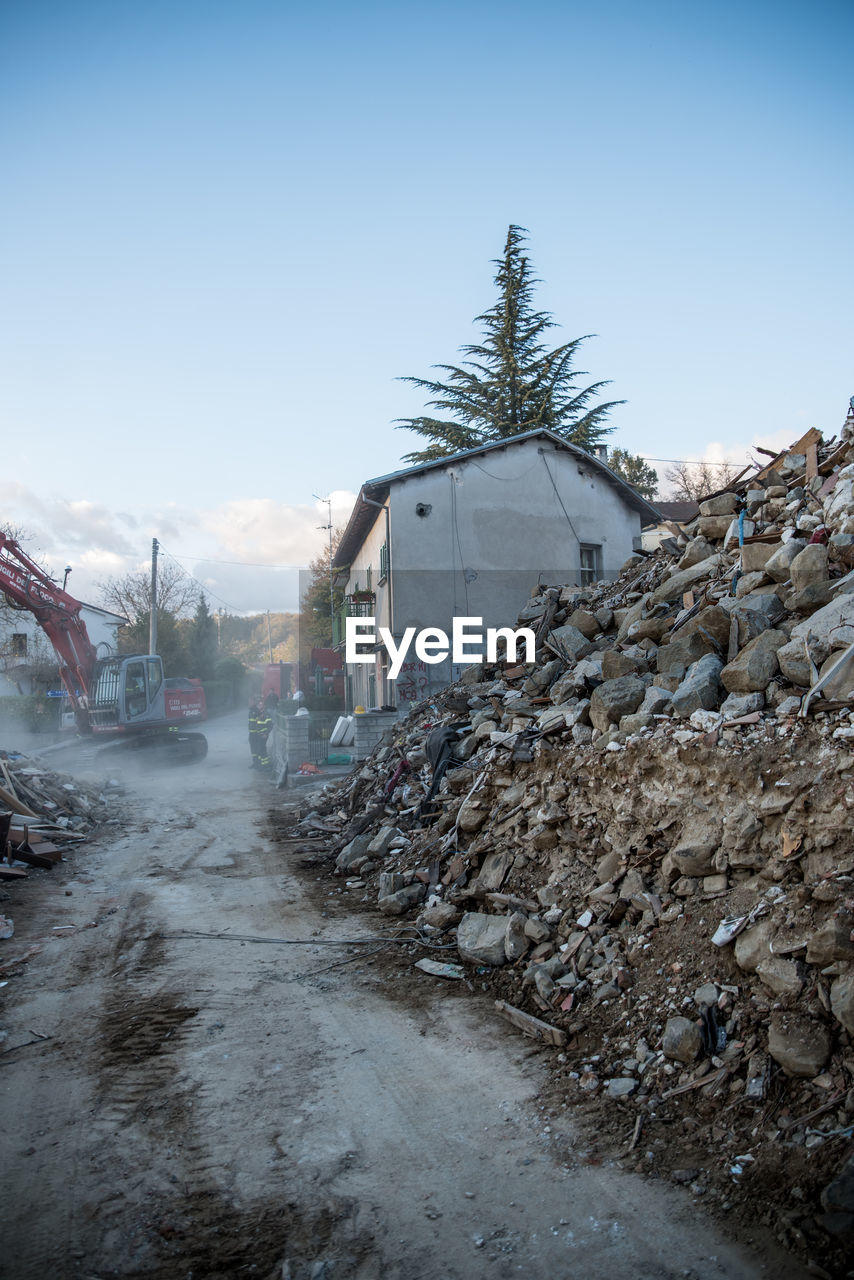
[257,700,274,772]
[248,699,271,770]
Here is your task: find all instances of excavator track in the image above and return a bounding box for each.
[94,731,208,766]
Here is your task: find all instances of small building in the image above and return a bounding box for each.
[0,601,125,698]
[333,429,659,713]
[641,500,700,552]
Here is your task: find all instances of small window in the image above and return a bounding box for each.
[10,634,27,657]
[579,544,602,587]
[379,541,389,583]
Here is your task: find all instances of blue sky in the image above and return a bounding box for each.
[1,0,852,612]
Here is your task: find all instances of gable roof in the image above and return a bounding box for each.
[333,429,661,568]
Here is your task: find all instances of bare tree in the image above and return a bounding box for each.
[97,561,199,624]
[664,460,742,502]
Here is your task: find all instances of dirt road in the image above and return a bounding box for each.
[0,713,806,1279]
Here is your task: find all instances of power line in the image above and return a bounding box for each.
[157,544,243,614]
[638,455,750,465]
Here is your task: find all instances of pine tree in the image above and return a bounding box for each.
[397,226,623,464]
[188,594,218,681]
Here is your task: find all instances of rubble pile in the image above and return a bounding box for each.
[293,410,854,1267]
[0,749,120,879]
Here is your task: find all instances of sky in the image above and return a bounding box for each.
[1,0,852,615]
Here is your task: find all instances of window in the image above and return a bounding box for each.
[379,541,389,583]
[10,634,27,657]
[146,658,163,697]
[124,660,147,719]
[365,565,372,591]
[579,544,602,587]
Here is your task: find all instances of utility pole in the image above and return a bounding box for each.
[313,493,335,643]
[149,538,159,656]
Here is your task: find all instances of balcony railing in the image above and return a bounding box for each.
[333,592,376,647]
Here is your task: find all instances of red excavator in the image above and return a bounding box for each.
[0,532,207,761]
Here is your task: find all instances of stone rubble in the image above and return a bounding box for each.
[294,409,854,1270]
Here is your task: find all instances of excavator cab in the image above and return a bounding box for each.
[89,655,168,730]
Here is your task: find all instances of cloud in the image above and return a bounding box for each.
[1,480,359,615]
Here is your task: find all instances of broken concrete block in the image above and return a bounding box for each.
[601,650,640,680]
[670,654,723,717]
[523,917,551,943]
[605,1077,638,1099]
[523,657,563,694]
[335,833,374,872]
[730,606,772,648]
[477,849,515,891]
[678,605,732,650]
[457,797,489,833]
[662,1015,702,1063]
[589,676,646,732]
[733,919,775,972]
[368,825,401,857]
[619,712,654,735]
[789,592,854,649]
[806,919,854,966]
[720,629,787,693]
[830,973,854,1034]
[784,580,837,614]
[721,588,786,626]
[378,871,406,897]
[548,624,593,660]
[457,912,510,966]
[720,690,765,718]
[657,631,716,679]
[670,813,721,876]
[568,608,600,639]
[419,902,461,931]
[504,911,530,962]
[777,634,828,686]
[790,542,829,593]
[677,537,717,570]
[768,1014,831,1077]
[755,956,803,998]
[378,883,426,915]
[550,670,580,705]
[734,570,768,598]
[640,685,671,715]
[537,705,571,734]
[764,538,806,582]
[698,515,735,540]
[651,557,724,605]
[699,493,739,517]
[816,650,854,701]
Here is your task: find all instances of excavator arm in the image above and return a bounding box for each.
[0,532,98,728]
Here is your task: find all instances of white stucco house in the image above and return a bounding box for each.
[0,601,126,698]
[332,429,660,714]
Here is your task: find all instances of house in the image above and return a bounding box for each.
[0,601,126,698]
[641,500,700,552]
[332,429,660,714]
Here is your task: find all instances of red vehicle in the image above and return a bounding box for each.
[0,532,207,761]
